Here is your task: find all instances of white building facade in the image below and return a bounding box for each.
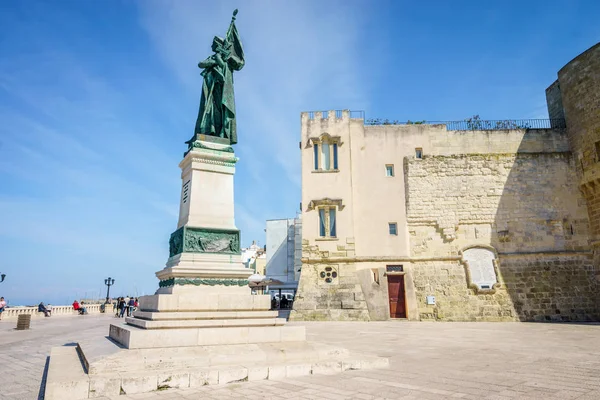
[265,217,302,293]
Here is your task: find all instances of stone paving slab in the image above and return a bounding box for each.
[1,315,599,399]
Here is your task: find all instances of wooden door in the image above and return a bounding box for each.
[387,275,407,318]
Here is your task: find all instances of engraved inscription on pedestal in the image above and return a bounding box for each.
[462,247,498,291]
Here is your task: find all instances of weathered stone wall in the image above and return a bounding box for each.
[412,255,598,322]
[545,79,565,123]
[552,43,600,246]
[412,261,515,322]
[556,42,600,175]
[405,151,599,321]
[290,238,370,321]
[499,254,597,321]
[406,152,589,253]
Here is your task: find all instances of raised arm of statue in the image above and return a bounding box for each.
[198,56,217,69]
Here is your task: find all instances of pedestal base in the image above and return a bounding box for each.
[109,323,305,349]
[45,338,389,399]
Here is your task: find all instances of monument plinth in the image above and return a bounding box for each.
[44,10,387,399]
[109,141,305,349]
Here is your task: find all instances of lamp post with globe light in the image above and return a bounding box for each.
[104,277,115,304]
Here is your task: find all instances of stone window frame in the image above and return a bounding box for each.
[307,198,344,241]
[307,133,342,173]
[317,206,337,239]
[458,244,502,295]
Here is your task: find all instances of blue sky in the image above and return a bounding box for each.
[0,0,598,305]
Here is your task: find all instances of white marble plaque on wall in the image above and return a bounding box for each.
[462,248,497,289]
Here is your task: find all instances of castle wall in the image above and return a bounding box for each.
[405,152,598,321]
[545,79,565,123]
[550,43,600,250]
[293,79,600,322]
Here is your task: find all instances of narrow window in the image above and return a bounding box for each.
[385,164,394,177]
[329,208,336,237]
[389,223,398,235]
[318,207,337,238]
[314,144,319,170]
[333,143,338,169]
[322,142,331,170]
[595,141,600,162]
[415,148,423,159]
[319,208,326,237]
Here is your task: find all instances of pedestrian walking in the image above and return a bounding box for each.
[119,297,126,318]
[0,297,6,321]
[127,297,135,317]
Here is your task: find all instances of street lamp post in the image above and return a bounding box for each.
[0,273,5,283]
[104,277,115,304]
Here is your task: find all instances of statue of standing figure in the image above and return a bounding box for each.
[189,9,244,147]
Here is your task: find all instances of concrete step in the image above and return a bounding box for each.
[132,310,278,321]
[125,316,286,329]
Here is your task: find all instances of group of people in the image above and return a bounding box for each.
[271,295,293,310]
[114,296,138,318]
[72,300,88,315]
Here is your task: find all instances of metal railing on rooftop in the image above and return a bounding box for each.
[304,111,566,131]
[365,118,566,130]
[443,118,566,130]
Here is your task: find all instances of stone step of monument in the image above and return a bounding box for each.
[109,322,306,349]
[78,340,353,375]
[45,341,389,399]
[139,292,271,312]
[133,309,278,321]
[124,316,286,329]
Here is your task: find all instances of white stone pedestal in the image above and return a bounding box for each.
[108,140,305,348]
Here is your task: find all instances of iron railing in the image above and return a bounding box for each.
[304,111,566,131]
[365,118,566,130]
[443,118,566,130]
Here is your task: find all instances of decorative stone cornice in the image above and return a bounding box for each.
[159,278,249,288]
[305,133,343,148]
[307,198,345,211]
[191,157,238,167]
[179,147,238,169]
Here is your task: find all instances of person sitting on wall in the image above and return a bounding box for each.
[38,302,50,317]
[80,301,88,315]
[0,297,6,321]
[73,300,87,315]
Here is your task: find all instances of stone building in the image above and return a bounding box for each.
[290,42,600,322]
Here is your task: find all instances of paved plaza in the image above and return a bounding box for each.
[0,314,599,399]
